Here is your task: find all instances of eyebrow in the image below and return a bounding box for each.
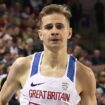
[45,22,64,25]
[44,23,52,27]
[44,23,64,27]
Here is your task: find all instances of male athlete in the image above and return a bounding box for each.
[0,4,97,105]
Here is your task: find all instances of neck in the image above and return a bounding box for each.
[42,49,68,68]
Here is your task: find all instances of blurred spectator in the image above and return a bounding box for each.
[11,25,21,43]
[24,38,35,55]
[21,6,31,20]
[72,44,82,59]
[68,33,81,50]
[0,12,10,27]
[30,0,43,12]
[90,48,104,65]
[22,26,33,43]
[13,2,22,16]
[96,71,105,105]
[0,29,3,38]
[27,13,36,28]
[3,23,14,39]
[0,3,7,15]
[0,39,6,60]
[0,15,5,28]
[79,48,92,67]
[2,50,13,69]
[0,61,5,76]
[0,60,7,91]
[97,71,105,92]
[16,37,26,56]
[0,66,20,105]
[32,27,43,52]
[19,18,28,30]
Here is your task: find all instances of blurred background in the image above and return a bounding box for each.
[0,0,105,105]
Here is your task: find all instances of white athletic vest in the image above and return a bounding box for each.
[20,52,81,105]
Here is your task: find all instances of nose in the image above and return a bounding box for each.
[51,26,59,36]
[51,32,59,36]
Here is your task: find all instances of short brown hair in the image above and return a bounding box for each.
[38,4,72,28]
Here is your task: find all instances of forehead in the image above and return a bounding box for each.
[41,13,68,26]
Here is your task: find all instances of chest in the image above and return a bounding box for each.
[30,75,74,90]
[40,66,66,78]
[21,74,81,105]
[26,75,75,102]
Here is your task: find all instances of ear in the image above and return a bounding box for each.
[68,28,72,39]
[38,29,43,41]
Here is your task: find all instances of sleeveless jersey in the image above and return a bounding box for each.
[20,52,81,105]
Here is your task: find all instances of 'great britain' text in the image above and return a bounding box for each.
[29,89,70,102]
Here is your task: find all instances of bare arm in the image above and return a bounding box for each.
[78,62,97,105]
[0,58,23,105]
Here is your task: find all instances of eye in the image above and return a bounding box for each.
[56,23,64,29]
[44,24,53,30]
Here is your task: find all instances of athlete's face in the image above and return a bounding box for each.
[38,13,72,51]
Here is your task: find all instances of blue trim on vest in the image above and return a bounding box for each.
[30,52,42,77]
[67,55,76,82]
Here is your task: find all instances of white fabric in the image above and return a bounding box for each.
[20,55,81,105]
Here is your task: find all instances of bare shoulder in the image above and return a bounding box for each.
[11,54,33,73]
[77,61,95,79]
[8,54,34,87]
[77,61,96,92]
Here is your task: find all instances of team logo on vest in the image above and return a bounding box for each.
[62,82,69,91]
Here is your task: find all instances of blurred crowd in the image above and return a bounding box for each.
[0,0,105,105]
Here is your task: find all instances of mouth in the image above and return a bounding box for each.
[51,39,60,41]
[50,39,61,43]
